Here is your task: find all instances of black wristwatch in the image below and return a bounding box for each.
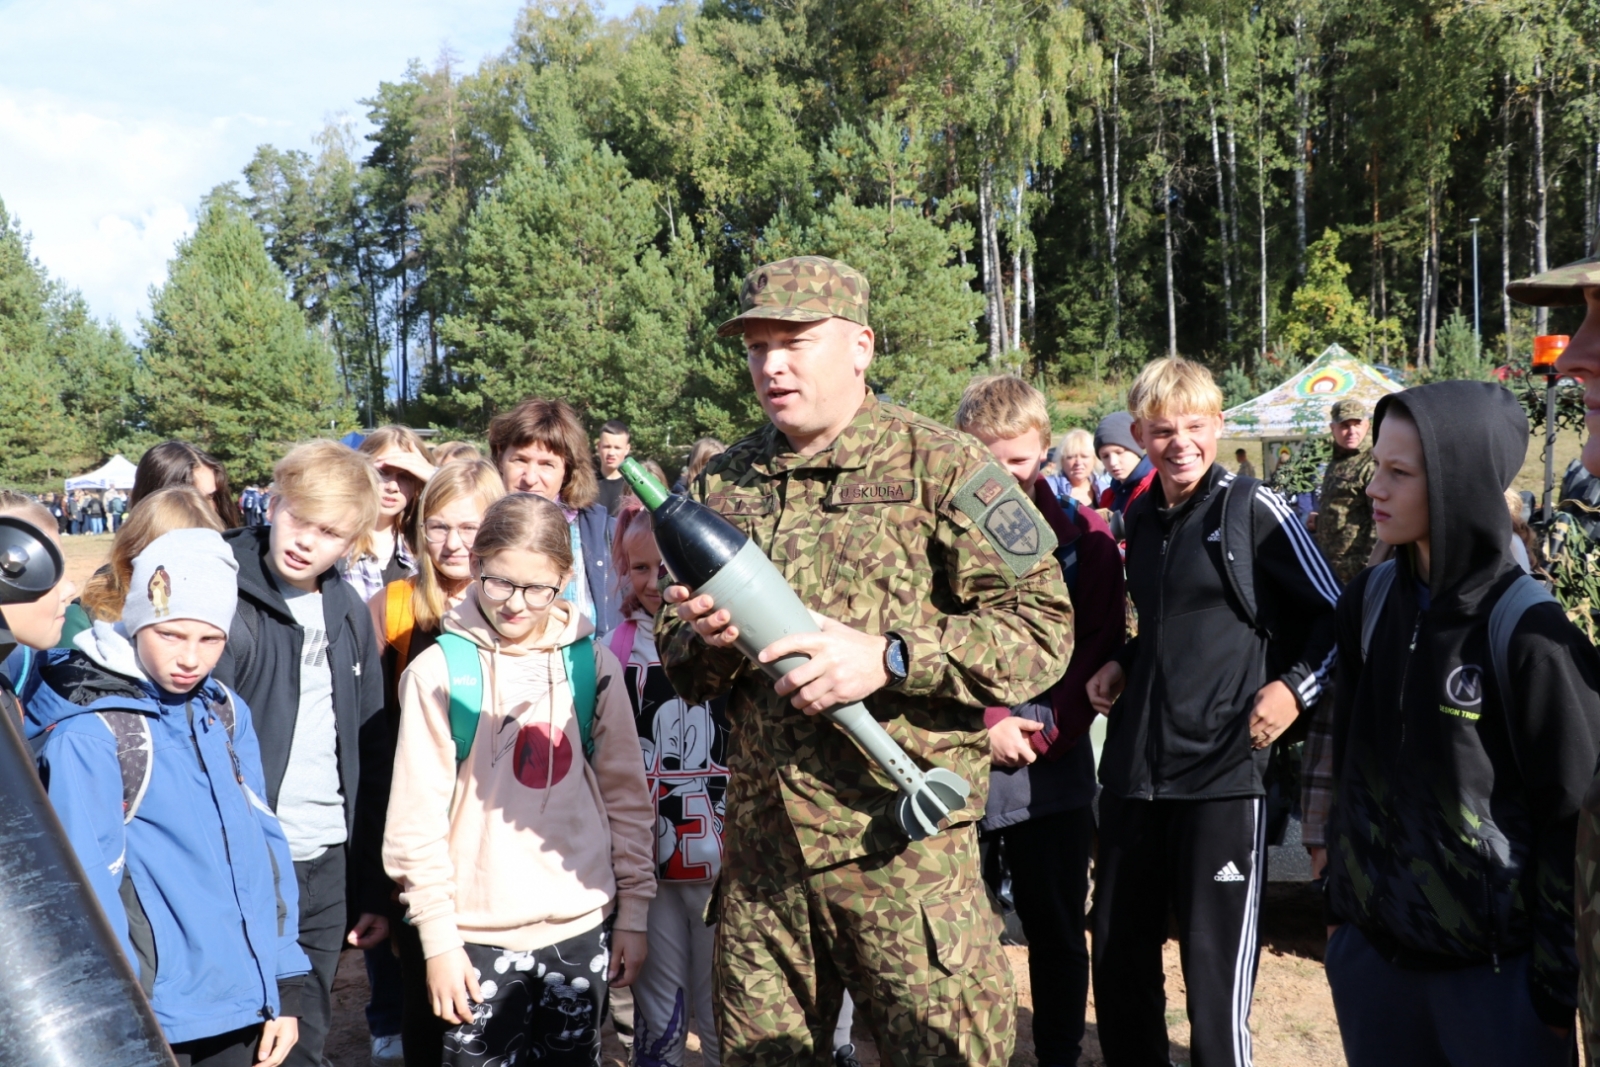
[883,633,909,688]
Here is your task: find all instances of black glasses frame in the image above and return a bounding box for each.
[478,575,560,607]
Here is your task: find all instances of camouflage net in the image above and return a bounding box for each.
[1544,512,1600,644]
[1267,436,1334,497]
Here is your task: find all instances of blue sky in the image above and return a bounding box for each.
[0,0,629,333]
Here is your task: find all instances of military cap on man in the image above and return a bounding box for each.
[717,255,869,337]
[1507,253,1600,307]
[1330,398,1371,423]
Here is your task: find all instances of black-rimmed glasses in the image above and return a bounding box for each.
[478,575,560,607]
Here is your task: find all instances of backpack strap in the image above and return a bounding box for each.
[1359,559,1398,661]
[94,710,154,824]
[563,636,597,760]
[608,621,638,665]
[385,579,415,666]
[1488,574,1558,706]
[1219,475,1262,632]
[1052,496,1082,596]
[436,633,484,765]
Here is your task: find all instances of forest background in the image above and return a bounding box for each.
[0,0,1597,486]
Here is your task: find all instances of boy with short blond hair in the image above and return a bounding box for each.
[1085,356,1340,1067]
[958,374,1125,1067]
[214,440,391,1067]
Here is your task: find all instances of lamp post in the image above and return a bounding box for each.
[1535,335,1571,520]
[1470,217,1481,358]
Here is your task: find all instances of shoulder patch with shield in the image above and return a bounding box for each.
[950,462,1058,580]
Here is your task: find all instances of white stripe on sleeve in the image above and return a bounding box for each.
[1255,487,1342,606]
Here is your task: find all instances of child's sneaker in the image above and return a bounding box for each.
[370,1033,404,1066]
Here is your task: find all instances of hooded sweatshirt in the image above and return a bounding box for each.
[27,621,310,1044]
[383,591,656,960]
[1325,381,1600,1029]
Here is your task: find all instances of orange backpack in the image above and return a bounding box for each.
[385,578,416,667]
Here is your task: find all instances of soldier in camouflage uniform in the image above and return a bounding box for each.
[657,256,1074,1067]
[1309,397,1376,585]
[1509,252,1600,1059]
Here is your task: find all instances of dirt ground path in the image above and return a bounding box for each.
[324,884,1345,1067]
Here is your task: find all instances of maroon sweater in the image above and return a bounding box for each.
[981,480,1126,828]
[982,480,1126,751]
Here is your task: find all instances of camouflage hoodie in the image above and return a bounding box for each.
[1325,381,1600,1029]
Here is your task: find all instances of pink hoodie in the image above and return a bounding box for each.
[382,591,656,959]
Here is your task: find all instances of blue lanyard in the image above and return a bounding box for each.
[562,521,594,624]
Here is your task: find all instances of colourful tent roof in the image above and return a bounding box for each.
[1222,344,1403,440]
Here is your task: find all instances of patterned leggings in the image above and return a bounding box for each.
[443,925,610,1067]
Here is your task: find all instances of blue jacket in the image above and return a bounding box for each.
[26,625,310,1044]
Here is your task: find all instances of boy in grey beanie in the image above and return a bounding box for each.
[28,525,308,1064]
[1094,411,1155,515]
[123,527,240,639]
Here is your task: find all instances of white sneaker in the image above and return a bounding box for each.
[371,1034,404,1067]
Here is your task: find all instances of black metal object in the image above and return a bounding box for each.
[0,514,175,1066]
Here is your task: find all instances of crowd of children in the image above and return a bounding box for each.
[9,255,1600,1067]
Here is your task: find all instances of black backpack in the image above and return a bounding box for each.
[1215,474,1319,744]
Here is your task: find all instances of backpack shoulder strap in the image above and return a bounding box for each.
[210,686,237,738]
[1219,475,1261,630]
[608,621,638,664]
[435,633,484,765]
[1488,574,1559,707]
[1360,559,1399,661]
[563,636,598,760]
[94,710,154,824]
[385,579,415,666]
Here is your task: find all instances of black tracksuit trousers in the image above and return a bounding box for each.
[1091,794,1267,1067]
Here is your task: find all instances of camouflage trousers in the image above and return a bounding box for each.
[713,823,1016,1067]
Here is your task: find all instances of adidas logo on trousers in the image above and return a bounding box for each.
[1214,861,1245,882]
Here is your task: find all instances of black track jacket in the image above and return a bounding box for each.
[1104,464,1340,800]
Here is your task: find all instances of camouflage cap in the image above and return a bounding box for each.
[1506,253,1600,308]
[716,256,869,338]
[1330,398,1371,422]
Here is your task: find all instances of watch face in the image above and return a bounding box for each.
[888,638,907,676]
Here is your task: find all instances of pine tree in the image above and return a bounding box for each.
[141,198,349,482]
[437,139,718,455]
[0,198,102,486]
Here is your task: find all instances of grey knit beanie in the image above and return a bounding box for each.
[122,528,239,636]
[1094,411,1143,457]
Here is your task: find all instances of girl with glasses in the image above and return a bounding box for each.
[367,459,505,1067]
[383,492,655,1067]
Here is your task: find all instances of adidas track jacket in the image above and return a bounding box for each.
[1103,464,1340,801]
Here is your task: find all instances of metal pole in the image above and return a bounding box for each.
[1470,217,1481,357]
[1545,372,1559,519]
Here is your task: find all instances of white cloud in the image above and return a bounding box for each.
[0,0,579,334]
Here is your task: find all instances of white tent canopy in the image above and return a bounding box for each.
[65,454,138,491]
[1222,344,1403,441]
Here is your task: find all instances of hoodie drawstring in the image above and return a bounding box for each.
[541,648,559,812]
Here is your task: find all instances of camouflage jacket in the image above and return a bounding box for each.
[656,393,1074,882]
[1313,442,1376,585]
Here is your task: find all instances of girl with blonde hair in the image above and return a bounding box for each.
[366,458,504,1064]
[349,426,436,602]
